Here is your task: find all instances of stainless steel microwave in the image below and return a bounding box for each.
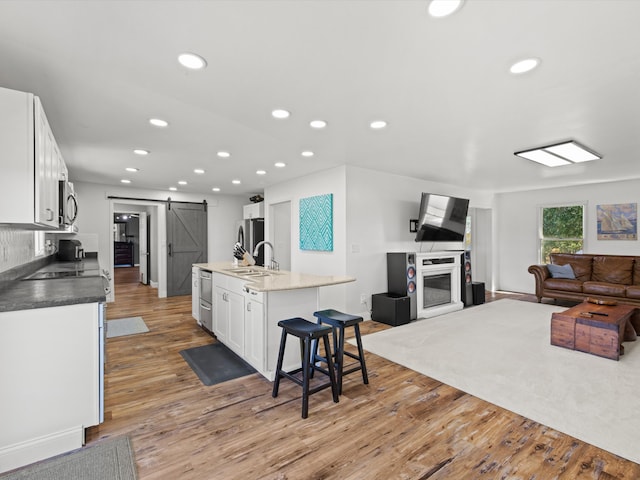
[58,180,78,227]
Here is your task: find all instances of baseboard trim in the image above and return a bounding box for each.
[0,426,83,474]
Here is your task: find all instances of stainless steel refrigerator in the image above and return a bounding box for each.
[236,218,265,265]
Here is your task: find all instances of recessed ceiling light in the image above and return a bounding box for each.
[256,170,267,175]
[178,180,187,185]
[301,151,314,157]
[370,120,387,129]
[271,109,290,119]
[121,179,131,184]
[428,0,464,18]
[194,168,205,174]
[217,151,231,158]
[125,167,139,172]
[177,52,207,70]
[310,120,327,129]
[133,149,149,155]
[149,118,169,127]
[232,179,241,185]
[510,58,540,74]
[212,187,221,192]
[169,187,177,191]
[274,162,286,168]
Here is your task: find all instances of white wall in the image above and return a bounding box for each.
[344,166,493,316]
[496,178,640,295]
[265,165,493,316]
[265,166,348,310]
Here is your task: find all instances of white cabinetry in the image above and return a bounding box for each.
[243,202,264,219]
[0,302,102,473]
[213,273,245,355]
[243,288,265,371]
[0,86,63,228]
[225,290,245,355]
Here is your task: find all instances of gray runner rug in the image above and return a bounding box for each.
[0,436,137,480]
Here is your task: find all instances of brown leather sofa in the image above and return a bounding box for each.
[528,253,640,306]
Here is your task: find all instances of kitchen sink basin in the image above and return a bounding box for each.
[224,267,282,277]
[241,271,282,278]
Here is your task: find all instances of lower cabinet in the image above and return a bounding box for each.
[214,286,229,344]
[0,302,102,473]
[225,290,245,356]
[244,289,265,371]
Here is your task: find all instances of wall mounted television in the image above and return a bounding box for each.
[415,192,469,242]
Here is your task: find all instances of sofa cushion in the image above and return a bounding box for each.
[583,281,626,297]
[592,255,633,284]
[626,285,640,299]
[544,278,583,293]
[549,253,593,282]
[547,263,576,279]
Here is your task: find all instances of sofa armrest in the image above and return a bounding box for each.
[528,264,550,302]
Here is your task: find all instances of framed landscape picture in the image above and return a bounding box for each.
[596,203,637,240]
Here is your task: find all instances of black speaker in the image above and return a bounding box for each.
[472,282,485,305]
[372,293,411,326]
[461,251,473,307]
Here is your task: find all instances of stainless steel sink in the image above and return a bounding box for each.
[223,266,282,277]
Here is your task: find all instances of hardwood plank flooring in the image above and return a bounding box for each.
[86,267,640,479]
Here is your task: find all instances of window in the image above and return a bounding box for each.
[539,204,585,263]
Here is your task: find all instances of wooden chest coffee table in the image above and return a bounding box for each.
[551,301,638,360]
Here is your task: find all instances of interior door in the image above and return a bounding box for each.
[166,202,207,297]
[138,211,148,284]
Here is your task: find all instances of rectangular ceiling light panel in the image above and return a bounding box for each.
[515,140,601,167]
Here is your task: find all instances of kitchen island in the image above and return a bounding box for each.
[193,262,355,381]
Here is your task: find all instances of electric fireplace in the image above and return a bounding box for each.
[416,251,463,319]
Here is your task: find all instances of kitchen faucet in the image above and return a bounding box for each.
[253,241,278,270]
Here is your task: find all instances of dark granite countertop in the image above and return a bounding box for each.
[0,255,107,313]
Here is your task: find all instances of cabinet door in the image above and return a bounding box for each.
[214,287,228,343]
[34,98,58,227]
[244,298,265,371]
[226,290,245,355]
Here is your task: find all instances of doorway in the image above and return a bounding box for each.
[270,201,291,271]
[110,200,163,300]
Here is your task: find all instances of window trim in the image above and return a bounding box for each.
[538,202,587,264]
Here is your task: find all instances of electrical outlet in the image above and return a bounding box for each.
[360,294,367,305]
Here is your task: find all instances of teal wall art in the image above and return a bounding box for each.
[299,193,333,251]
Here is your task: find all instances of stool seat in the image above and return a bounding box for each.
[272,317,339,419]
[313,309,368,395]
[313,309,363,327]
[277,317,333,339]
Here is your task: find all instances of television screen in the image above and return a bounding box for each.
[414,193,469,242]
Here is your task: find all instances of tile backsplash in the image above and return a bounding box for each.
[0,226,38,273]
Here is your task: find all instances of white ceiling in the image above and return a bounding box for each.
[1,0,639,198]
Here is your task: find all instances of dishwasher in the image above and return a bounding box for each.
[199,270,213,332]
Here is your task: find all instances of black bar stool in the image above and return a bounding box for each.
[313,309,369,395]
[272,317,339,419]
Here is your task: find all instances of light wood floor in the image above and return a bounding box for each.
[86,267,640,479]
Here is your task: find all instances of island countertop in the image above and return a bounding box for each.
[193,262,355,292]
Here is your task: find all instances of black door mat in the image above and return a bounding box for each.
[180,343,257,386]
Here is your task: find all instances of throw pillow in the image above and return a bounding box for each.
[547,263,576,279]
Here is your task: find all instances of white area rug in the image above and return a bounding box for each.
[107,317,149,338]
[355,299,640,464]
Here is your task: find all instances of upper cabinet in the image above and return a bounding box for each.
[243,202,264,220]
[0,86,64,229]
